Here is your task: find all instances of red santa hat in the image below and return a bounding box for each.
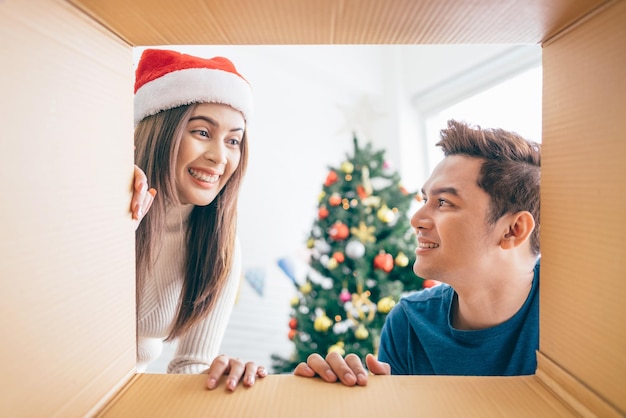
[134,48,253,126]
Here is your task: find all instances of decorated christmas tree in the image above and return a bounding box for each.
[271,135,427,373]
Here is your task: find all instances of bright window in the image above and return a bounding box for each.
[425,65,543,171]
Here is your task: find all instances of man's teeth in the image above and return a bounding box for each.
[188,168,219,183]
[419,242,439,248]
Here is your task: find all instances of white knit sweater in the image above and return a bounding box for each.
[136,202,241,374]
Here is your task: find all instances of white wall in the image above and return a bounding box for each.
[136,44,539,372]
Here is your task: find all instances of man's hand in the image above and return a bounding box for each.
[293,352,390,386]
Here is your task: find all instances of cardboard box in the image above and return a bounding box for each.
[0,0,623,416]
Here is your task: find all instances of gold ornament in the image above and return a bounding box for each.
[362,195,381,208]
[394,251,409,267]
[327,258,338,270]
[346,290,376,325]
[341,161,355,174]
[377,296,396,314]
[290,296,300,307]
[377,205,396,223]
[328,342,345,356]
[350,221,376,243]
[314,314,333,332]
[318,191,326,202]
[354,324,369,340]
[306,238,315,249]
[300,282,312,295]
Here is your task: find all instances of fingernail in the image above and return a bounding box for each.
[344,373,357,385]
[207,378,217,389]
[246,375,255,385]
[227,379,236,391]
[325,370,336,381]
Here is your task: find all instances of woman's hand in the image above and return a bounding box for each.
[131,164,156,231]
[293,352,390,386]
[205,355,268,391]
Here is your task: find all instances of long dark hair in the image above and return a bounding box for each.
[134,103,248,340]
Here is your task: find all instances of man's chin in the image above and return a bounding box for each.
[413,262,435,282]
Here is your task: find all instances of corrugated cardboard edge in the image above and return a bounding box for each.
[87,371,140,418]
[536,1,625,416]
[535,353,623,418]
[541,0,615,45]
[65,0,134,46]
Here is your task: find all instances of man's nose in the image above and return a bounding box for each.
[410,204,431,230]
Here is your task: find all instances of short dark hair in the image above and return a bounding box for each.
[437,120,541,256]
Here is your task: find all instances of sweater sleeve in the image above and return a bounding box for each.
[167,238,242,374]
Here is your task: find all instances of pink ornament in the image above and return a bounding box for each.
[339,289,352,303]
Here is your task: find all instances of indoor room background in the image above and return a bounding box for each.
[134,44,543,373]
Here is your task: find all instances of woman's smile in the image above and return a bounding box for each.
[188,167,221,186]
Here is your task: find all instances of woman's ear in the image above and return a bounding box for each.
[500,211,535,250]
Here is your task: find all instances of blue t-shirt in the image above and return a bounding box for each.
[378,261,540,376]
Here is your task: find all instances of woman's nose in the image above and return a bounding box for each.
[203,142,227,164]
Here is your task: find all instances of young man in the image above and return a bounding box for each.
[294,119,541,386]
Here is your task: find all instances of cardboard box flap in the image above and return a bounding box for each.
[96,374,578,418]
[69,0,606,46]
[2,0,625,417]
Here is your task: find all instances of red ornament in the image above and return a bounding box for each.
[289,317,298,329]
[422,279,441,289]
[356,185,367,199]
[332,252,345,263]
[324,171,338,187]
[328,222,349,241]
[288,329,297,340]
[318,206,329,219]
[328,193,342,206]
[373,251,394,272]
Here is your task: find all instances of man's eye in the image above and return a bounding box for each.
[438,199,448,207]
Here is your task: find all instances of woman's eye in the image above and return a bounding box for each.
[191,129,209,138]
[227,138,241,146]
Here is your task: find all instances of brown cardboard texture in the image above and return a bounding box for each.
[1,0,624,417]
[70,0,605,45]
[97,374,575,418]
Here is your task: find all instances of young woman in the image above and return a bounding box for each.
[129,48,266,391]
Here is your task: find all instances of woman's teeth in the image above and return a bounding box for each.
[188,168,219,183]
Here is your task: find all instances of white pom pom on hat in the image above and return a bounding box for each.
[134,48,253,126]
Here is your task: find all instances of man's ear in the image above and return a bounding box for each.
[500,211,535,250]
